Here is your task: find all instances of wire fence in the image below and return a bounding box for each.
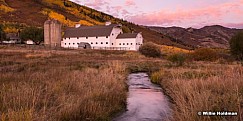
[0,44,132,51]
[91,47,130,50]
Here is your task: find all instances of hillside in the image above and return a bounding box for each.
[148,25,242,49]
[0,0,189,49]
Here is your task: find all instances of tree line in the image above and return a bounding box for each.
[0,25,43,45]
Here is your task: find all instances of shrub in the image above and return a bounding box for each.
[230,31,243,60]
[139,42,161,58]
[151,69,167,84]
[191,48,219,61]
[167,53,186,66]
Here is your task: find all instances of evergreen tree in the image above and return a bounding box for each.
[230,31,243,60]
[0,25,6,42]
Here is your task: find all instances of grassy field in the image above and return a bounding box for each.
[0,45,242,121]
[151,62,243,121]
[0,45,159,121]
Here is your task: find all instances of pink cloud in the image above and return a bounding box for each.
[85,0,109,10]
[223,23,243,29]
[125,0,136,6]
[127,1,243,28]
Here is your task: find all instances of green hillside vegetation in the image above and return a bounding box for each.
[0,0,189,49]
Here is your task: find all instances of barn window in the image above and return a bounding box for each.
[123,43,125,45]
[119,43,121,45]
[64,38,66,39]
[112,43,114,45]
[96,42,98,44]
[106,36,108,38]
[96,36,98,39]
[91,42,93,44]
[65,43,66,45]
[131,43,133,45]
[73,43,75,45]
[106,42,108,44]
[77,43,79,45]
[112,33,114,36]
[101,42,103,44]
[86,37,88,39]
[127,43,129,45]
[69,37,70,39]
[77,37,79,39]
[69,43,70,45]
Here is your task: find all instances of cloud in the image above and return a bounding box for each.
[125,0,136,6]
[223,22,243,29]
[70,0,243,28]
[85,0,109,10]
[127,1,243,28]
[109,6,124,16]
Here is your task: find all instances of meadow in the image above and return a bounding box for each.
[0,45,153,121]
[151,63,243,121]
[0,45,242,121]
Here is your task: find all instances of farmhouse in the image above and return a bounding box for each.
[3,33,21,44]
[61,23,143,51]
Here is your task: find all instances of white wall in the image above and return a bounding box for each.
[110,27,123,47]
[116,38,136,50]
[61,36,110,49]
[116,33,143,51]
[135,33,143,50]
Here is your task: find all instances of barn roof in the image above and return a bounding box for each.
[116,33,139,39]
[63,24,121,38]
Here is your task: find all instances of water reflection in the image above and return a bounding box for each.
[114,73,172,121]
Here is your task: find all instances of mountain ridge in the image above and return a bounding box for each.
[1,0,240,49]
[148,25,242,49]
[0,0,190,49]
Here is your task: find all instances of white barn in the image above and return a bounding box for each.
[61,23,143,51]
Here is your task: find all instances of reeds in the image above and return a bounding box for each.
[0,50,127,121]
[152,64,243,121]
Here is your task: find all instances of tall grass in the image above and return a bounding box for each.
[0,50,127,121]
[151,64,243,121]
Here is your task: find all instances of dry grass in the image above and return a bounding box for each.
[0,47,135,121]
[2,46,242,121]
[160,45,191,55]
[151,63,243,121]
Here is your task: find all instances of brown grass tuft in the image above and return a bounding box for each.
[151,64,243,121]
[0,48,129,121]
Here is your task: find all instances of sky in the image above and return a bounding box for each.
[70,0,243,28]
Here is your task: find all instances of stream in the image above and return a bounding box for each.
[113,73,172,121]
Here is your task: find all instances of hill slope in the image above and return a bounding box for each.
[149,25,242,49]
[0,0,189,49]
